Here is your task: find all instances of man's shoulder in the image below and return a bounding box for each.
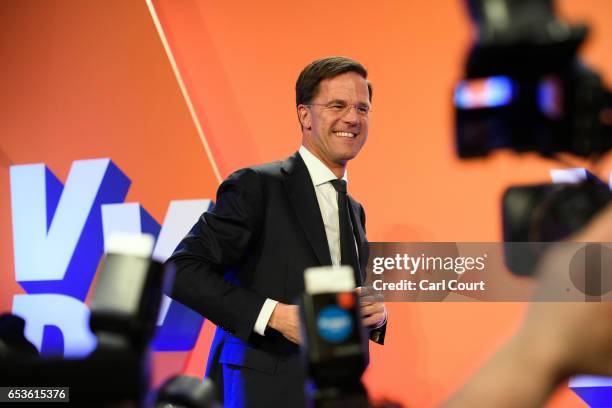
[249,159,284,177]
[228,152,301,182]
[224,161,282,187]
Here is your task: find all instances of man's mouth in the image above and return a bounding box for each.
[333,131,357,138]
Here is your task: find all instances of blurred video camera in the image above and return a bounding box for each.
[300,266,369,408]
[0,234,219,407]
[454,0,612,275]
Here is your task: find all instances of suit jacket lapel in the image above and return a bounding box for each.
[282,152,333,266]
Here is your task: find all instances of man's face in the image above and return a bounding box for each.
[299,72,370,171]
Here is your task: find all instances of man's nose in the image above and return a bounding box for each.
[342,105,359,123]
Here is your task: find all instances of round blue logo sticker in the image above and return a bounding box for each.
[316,305,353,343]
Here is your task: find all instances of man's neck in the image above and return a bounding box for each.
[300,144,346,179]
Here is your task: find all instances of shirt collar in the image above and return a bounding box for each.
[298,145,348,187]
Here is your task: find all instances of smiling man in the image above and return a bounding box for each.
[167,57,387,407]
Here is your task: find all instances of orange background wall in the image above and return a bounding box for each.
[1,1,612,406]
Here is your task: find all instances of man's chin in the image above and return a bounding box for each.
[333,151,360,165]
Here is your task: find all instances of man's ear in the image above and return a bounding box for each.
[297,105,311,130]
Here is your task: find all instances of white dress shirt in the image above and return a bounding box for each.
[253,146,348,335]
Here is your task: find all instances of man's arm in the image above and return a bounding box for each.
[443,204,612,407]
[167,168,267,342]
[441,330,563,408]
[357,203,387,345]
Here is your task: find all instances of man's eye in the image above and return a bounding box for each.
[328,104,345,110]
[357,106,369,114]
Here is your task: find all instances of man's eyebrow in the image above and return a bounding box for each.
[326,99,370,106]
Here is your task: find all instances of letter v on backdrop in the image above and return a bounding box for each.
[10,159,208,357]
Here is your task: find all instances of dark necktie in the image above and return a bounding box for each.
[330,179,361,283]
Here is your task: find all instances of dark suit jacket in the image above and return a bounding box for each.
[167,152,385,406]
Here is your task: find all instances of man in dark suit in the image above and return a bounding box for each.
[167,56,387,407]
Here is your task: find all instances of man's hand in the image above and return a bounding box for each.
[443,203,612,408]
[356,286,387,328]
[267,303,301,345]
[516,203,612,379]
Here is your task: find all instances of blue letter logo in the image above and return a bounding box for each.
[10,159,207,356]
[317,305,353,343]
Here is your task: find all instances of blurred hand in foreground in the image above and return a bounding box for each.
[443,203,612,408]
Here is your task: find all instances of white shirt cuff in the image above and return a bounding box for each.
[254,298,278,336]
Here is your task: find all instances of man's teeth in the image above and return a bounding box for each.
[334,131,356,138]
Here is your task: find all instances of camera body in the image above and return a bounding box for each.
[454,0,612,275]
[300,266,369,407]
